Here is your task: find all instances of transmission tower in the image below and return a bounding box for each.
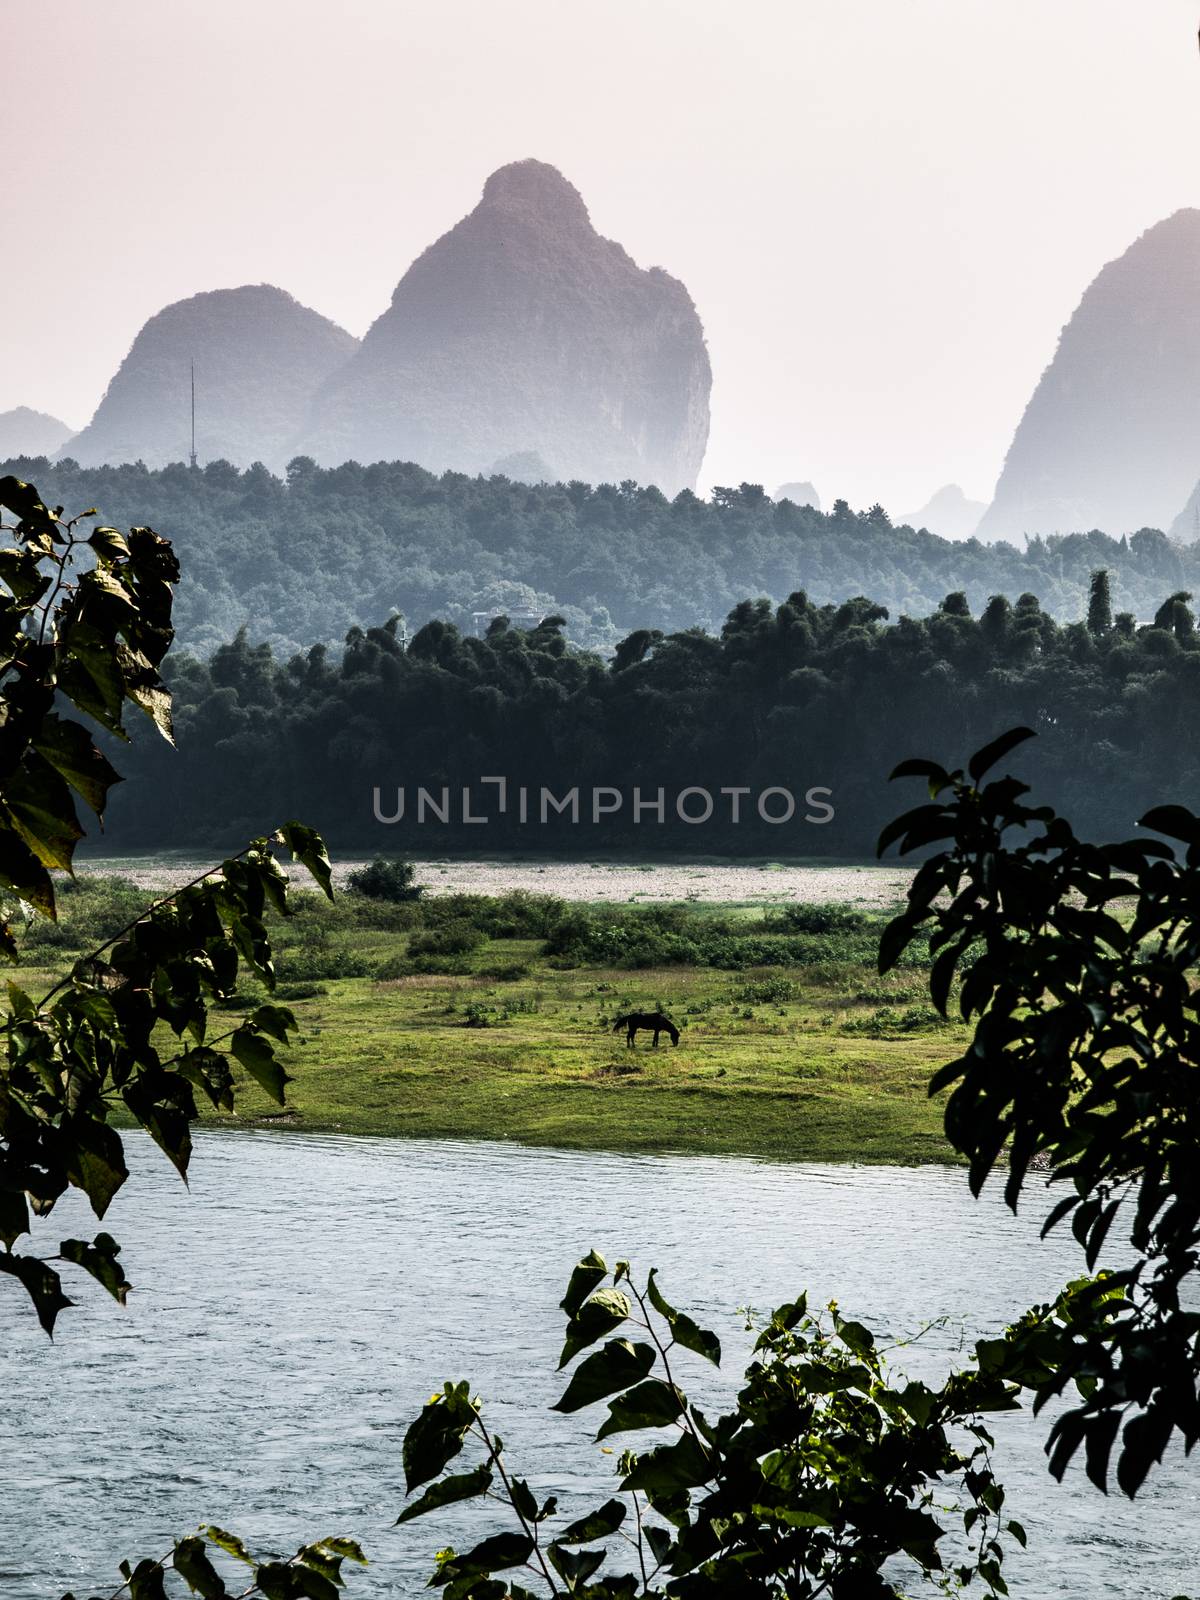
[189,360,197,469]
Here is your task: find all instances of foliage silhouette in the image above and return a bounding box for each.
[0,480,361,1595]
[10,454,1200,660]
[393,1250,1036,1598]
[881,726,1200,1498]
[102,575,1200,856]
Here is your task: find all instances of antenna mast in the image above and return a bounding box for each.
[189,360,197,469]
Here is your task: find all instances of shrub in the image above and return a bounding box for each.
[408,920,485,957]
[275,947,374,981]
[735,976,802,1004]
[768,902,868,934]
[346,856,424,902]
[841,1004,949,1037]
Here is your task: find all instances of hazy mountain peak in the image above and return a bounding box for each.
[899,483,986,541]
[302,160,710,493]
[774,481,821,510]
[66,285,358,471]
[0,406,75,459]
[978,210,1200,539]
[480,158,590,224]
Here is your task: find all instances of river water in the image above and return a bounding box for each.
[3,1133,1196,1597]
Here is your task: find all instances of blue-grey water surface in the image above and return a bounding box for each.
[3,1132,1197,1597]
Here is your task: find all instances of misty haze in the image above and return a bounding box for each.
[3,6,1200,1599]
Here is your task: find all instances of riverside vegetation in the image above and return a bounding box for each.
[102,569,1200,857]
[0,474,1015,1600]
[18,878,952,1164]
[4,476,1199,1596]
[11,454,1200,657]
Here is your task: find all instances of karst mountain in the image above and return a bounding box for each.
[0,407,75,459]
[978,210,1200,540]
[65,286,359,471]
[297,159,711,493]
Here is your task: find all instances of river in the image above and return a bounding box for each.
[2,1132,1196,1597]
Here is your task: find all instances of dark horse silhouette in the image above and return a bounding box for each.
[612,1011,680,1048]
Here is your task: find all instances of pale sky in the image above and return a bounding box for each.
[4,0,1199,510]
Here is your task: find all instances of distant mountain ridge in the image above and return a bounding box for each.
[0,407,74,458]
[298,159,711,492]
[899,484,986,541]
[55,162,711,493]
[774,481,821,510]
[64,286,358,472]
[979,210,1200,540]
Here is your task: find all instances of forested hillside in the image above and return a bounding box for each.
[105,580,1200,856]
[9,454,1200,657]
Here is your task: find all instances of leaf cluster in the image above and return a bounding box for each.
[0,481,335,1335]
[395,1251,1027,1598]
[879,725,1200,1495]
[59,1526,367,1600]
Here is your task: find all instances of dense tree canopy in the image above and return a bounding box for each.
[8,454,1200,659]
[105,579,1200,856]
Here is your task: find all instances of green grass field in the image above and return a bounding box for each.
[16,877,962,1164]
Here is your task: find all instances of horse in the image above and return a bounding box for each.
[612,1011,680,1049]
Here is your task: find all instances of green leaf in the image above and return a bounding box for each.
[172,1535,228,1598]
[57,627,129,737]
[644,1524,674,1564]
[553,1339,656,1412]
[123,671,175,743]
[558,1287,631,1368]
[547,1544,606,1590]
[285,1563,339,1600]
[230,1027,291,1105]
[88,526,130,561]
[550,1499,627,1546]
[0,1251,72,1336]
[622,1432,711,1493]
[128,1558,168,1600]
[395,1466,493,1524]
[876,803,948,858]
[0,475,57,535]
[753,1504,831,1529]
[968,726,1036,782]
[560,1248,608,1317]
[434,1532,535,1583]
[121,1072,194,1180]
[0,546,52,604]
[888,758,952,795]
[60,1232,130,1304]
[0,1185,30,1249]
[278,822,334,900]
[2,749,84,872]
[646,1270,721,1365]
[402,1387,476,1492]
[249,1003,297,1043]
[177,1047,236,1112]
[1116,1404,1175,1498]
[596,1378,684,1439]
[833,1315,876,1358]
[0,820,56,915]
[34,714,123,819]
[311,1538,367,1565]
[203,1528,256,1566]
[1138,804,1200,845]
[64,1117,130,1218]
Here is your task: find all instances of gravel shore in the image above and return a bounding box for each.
[79,855,912,907]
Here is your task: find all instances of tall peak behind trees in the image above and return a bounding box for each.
[64,286,359,472]
[0,407,75,459]
[296,159,712,493]
[978,209,1200,541]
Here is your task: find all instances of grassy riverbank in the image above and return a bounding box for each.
[18,875,960,1164]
